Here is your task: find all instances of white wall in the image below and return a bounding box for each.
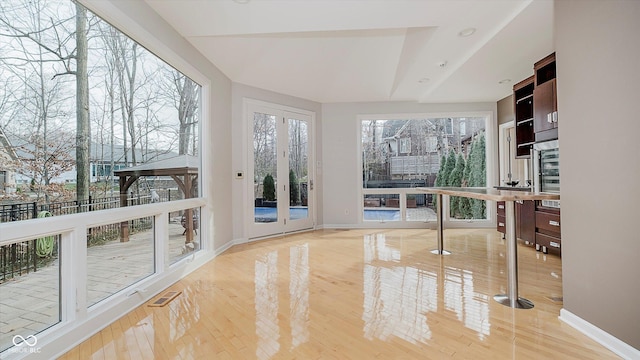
[321,101,497,227]
[556,0,640,352]
[231,83,323,241]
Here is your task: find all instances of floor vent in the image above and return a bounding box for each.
[148,291,181,307]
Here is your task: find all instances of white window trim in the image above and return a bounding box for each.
[357,111,496,229]
[399,138,411,154]
[0,1,213,357]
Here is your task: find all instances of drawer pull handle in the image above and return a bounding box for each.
[498,205,504,209]
[498,222,505,227]
[550,241,560,248]
[549,220,560,227]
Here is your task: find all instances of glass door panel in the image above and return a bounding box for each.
[248,104,314,239]
[253,111,278,224]
[287,117,309,223]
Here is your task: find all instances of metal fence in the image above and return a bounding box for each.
[0,241,39,283]
[0,189,179,222]
[0,189,179,282]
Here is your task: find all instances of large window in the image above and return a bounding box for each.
[361,116,488,223]
[0,0,203,353]
[0,0,201,213]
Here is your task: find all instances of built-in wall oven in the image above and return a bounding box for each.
[533,139,560,207]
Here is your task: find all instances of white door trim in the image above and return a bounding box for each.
[243,98,316,239]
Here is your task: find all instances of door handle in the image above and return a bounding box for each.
[310,180,314,190]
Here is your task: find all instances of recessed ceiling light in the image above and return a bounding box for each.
[498,79,512,84]
[232,0,251,4]
[418,78,430,83]
[458,28,476,37]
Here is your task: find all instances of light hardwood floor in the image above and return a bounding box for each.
[59,228,619,359]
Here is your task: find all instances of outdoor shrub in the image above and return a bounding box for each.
[289,169,299,205]
[263,174,276,201]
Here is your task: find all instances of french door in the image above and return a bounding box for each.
[248,102,314,239]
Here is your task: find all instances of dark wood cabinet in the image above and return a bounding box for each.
[497,201,506,235]
[513,76,535,158]
[535,205,561,256]
[496,200,535,247]
[533,53,558,142]
[504,52,561,257]
[516,200,535,245]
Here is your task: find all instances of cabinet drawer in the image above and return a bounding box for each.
[536,211,561,234]
[497,215,506,234]
[497,201,505,216]
[536,232,561,255]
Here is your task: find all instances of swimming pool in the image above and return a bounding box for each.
[254,207,308,222]
[363,209,400,221]
[254,207,401,222]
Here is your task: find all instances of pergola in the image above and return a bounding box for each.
[114,155,199,243]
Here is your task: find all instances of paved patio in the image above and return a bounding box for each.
[0,220,198,352]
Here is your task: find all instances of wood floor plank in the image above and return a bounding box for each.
[58,229,621,359]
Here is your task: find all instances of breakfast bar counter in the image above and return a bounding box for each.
[415,187,560,309]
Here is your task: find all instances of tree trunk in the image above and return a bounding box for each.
[76,4,90,203]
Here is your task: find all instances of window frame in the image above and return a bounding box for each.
[399,138,411,154]
[0,1,213,356]
[358,112,496,229]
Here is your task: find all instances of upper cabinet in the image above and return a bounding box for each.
[514,76,535,158]
[533,53,558,142]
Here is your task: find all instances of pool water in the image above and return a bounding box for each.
[255,207,308,222]
[254,207,400,222]
[363,209,400,221]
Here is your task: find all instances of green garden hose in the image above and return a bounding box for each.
[36,211,55,257]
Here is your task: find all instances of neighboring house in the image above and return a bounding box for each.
[87,143,177,183]
[382,119,441,180]
[0,126,18,191]
[379,118,481,180]
[8,134,178,185]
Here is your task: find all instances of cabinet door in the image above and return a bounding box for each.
[518,200,535,244]
[534,79,556,133]
[515,202,521,240]
[496,202,505,234]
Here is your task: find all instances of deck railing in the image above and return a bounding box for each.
[0,190,178,282]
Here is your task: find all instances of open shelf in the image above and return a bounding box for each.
[516,93,533,104]
[513,76,535,159]
[517,118,533,126]
[518,141,535,148]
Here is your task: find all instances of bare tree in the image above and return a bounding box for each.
[169,72,199,155]
[0,0,77,202]
[288,118,308,178]
[253,113,277,184]
[76,3,90,202]
[0,0,92,202]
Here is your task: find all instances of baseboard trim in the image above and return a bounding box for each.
[214,239,235,256]
[559,308,639,359]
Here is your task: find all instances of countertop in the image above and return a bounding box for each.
[415,187,560,202]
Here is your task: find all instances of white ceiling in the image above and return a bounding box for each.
[144,0,554,104]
